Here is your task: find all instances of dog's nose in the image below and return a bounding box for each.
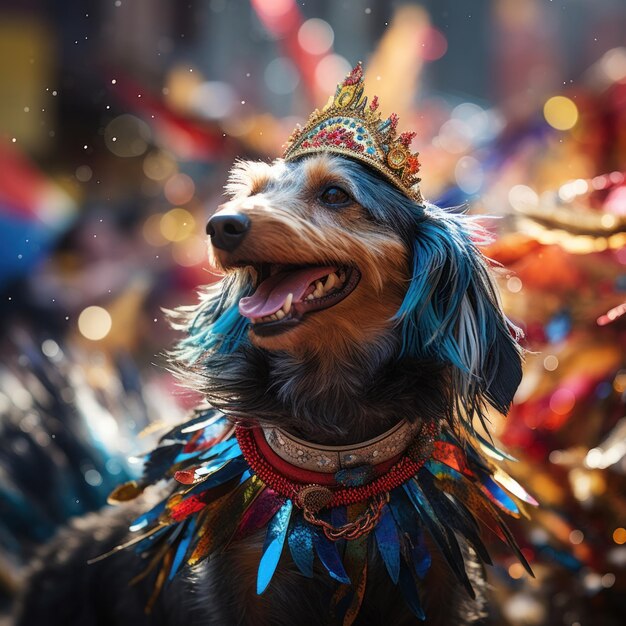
[206,213,251,252]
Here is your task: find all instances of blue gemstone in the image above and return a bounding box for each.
[366,147,375,154]
[357,135,363,140]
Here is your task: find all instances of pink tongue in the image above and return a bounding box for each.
[239,266,336,319]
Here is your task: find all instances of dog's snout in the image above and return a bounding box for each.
[206,213,251,252]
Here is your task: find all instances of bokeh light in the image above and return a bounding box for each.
[508,184,539,211]
[507,276,523,293]
[543,355,559,371]
[543,96,579,131]
[508,562,526,579]
[613,528,626,545]
[454,155,483,194]
[298,18,334,55]
[75,165,93,182]
[265,57,300,95]
[191,81,236,119]
[160,208,196,242]
[77,306,112,341]
[550,388,576,415]
[315,54,351,93]
[104,114,152,157]
[254,0,292,18]
[142,213,169,247]
[143,151,178,181]
[569,530,584,544]
[172,235,207,266]
[421,26,448,61]
[164,173,195,205]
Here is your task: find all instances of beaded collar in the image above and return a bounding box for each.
[106,410,537,622]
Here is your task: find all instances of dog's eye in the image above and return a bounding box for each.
[319,186,351,207]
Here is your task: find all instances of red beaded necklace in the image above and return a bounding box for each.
[235,420,439,510]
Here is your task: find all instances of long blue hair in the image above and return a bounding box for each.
[173,158,523,434]
[345,160,523,432]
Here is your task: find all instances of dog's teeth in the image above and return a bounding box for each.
[282,293,293,314]
[275,309,285,320]
[306,294,315,300]
[324,273,336,291]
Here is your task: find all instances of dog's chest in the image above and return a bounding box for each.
[171,533,481,626]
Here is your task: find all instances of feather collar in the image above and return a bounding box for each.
[106,410,537,622]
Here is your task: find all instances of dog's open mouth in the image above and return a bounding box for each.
[238,264,361,335]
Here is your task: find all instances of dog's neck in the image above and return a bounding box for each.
[200,340,452,446]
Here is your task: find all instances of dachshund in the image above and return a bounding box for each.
[14,149,525,626]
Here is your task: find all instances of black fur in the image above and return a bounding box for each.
[15,499,487,626]
[13,156,520,624]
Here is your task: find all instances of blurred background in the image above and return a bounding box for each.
[1,0,625,624]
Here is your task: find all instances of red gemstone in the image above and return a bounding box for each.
[399,131,416,148]
[343,63,363,86]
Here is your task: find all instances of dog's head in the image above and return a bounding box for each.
[176,151,522,430]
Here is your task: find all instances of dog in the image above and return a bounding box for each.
[15,66,529,626]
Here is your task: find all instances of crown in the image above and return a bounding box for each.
[283,63,423,203]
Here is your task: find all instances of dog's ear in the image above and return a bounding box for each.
[170,272,253,365]
[394,206,523,425]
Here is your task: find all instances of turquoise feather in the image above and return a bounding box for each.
[257,499,293,594]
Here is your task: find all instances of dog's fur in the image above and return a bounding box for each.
[14,154,522,625]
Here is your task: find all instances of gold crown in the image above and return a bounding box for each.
[283,63,423,203]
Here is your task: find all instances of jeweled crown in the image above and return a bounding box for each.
[283,63,423,203]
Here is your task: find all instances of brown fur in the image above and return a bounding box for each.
[213,154,408,376]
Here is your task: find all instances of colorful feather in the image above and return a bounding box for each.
[287,512,315,577]
[233,487,284,542]
[404,477,475,597]
[338,534,368,626]
[492,466,538,506]
[257,499,293,594]
[168,517,197,581]
[314,529,351,584]
[398,561,426,620]
[478,473,521,518]
[108,413,536,622]
[374,504,401,584]
[388,489,432,579]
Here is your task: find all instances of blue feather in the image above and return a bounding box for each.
[182,458,249,496]
[480,474,520,516]
[257,499,293,594]
[287,513,314,577]
[313,530,350,584]
[404,479,475,597]
[130,500,166,532]
[398,562,426,620]
[388,489,431,579]
[168,517,197,581]
[197,438,240,461]
[374,505,400,584]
